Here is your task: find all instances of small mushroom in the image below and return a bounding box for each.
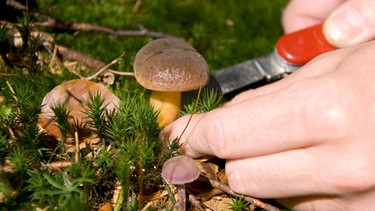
[134,38,209,127]
[38,79,120,144]
[161,155,200,211]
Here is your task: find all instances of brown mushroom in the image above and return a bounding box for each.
[134,38,209,127]
[38,79,120,144]
[161,155,200,211]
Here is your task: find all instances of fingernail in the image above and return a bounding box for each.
[324,6,366,47]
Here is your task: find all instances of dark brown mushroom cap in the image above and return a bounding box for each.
[161,155,200,185]
[134,38,209,92]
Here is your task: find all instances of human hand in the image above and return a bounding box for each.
[282,0,375,48]
[163,40,375,209]
[162,1,375,210]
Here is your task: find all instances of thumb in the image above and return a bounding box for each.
[324,0,375,48]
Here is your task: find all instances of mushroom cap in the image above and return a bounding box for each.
[38,79,120,142]
[134,38,209,92]
[161,155,200,185]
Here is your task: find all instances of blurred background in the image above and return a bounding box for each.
[1,0,289,72]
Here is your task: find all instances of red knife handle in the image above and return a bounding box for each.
[276,24,336,66]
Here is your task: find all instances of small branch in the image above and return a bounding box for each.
[48,44,58,68]
[0,73,18,76]
[74,131,79,162]
[1,161,74,173]
[188,194,205,211]
[0,165,14,173]
[5,80,17,102]
[6,80,21,117]
[208,179,280,211]
[132,0,143,13]
[107,69,134,77]
[57,45,133,80]
[56,45,106,73]
[6,0,51,20]
[42,161,73,170]
[6,0,182,39]
[2,19,133,80]
[7,128,17,141]
[112,181,123,211]
[85,51,126,81]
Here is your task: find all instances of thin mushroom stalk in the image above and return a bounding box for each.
[176,184,187,211]
[161,155,200,211]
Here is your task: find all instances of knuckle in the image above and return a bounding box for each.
[331,157,375,193]
[319,101,351,128]
[225,161,258,196]
[204,111,233,158]
[309,78,363,133]
[364,0,375,20]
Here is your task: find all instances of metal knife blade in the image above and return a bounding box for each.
[210,51,295,96]
[182,24,336,103]
[181,51,292,103]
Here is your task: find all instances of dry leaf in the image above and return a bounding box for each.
[203,196,233,211]
[98,202,113,211]
[195,160,219,180]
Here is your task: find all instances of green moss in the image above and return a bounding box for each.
[37,0,288,70]
[0,0,289,209]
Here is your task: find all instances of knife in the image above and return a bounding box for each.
[182,24,336,103]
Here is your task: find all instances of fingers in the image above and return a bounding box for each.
[324,0,375,47]
[225,140,375,199]
[277,193,375,211]
[163,45,360,159]
[165,73,350,159]
[161,112,211,158]
[283,0,375,47]
[227,47,351,105]
[282,0,345,33]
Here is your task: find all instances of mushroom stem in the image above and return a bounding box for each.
[176,184,187,211]
[149,91,181,127]
[161,155,200,210]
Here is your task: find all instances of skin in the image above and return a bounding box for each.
[163,0,375,210]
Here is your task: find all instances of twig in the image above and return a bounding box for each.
[107,69,134,76]
[6,0,182,39]
[0,73,18,76]
[208,179,280,211]
[42,161,73,170]
[132,0,143,13]
[6,0,51,20]
[56,45,133,79]
[1,161,74,173]
[85,51,126,81]
[8,128,17,141]
[74,131,79,162]
[0,20,112,76]
[48,44,58,68]
[6,80,21,126]
[189,194,205,211]
[0,165,14,173]
[112,181,122,211]
[141,201,153,211]
[56,45,106,74]
[5,80,17,103]
[3,3,138,80]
